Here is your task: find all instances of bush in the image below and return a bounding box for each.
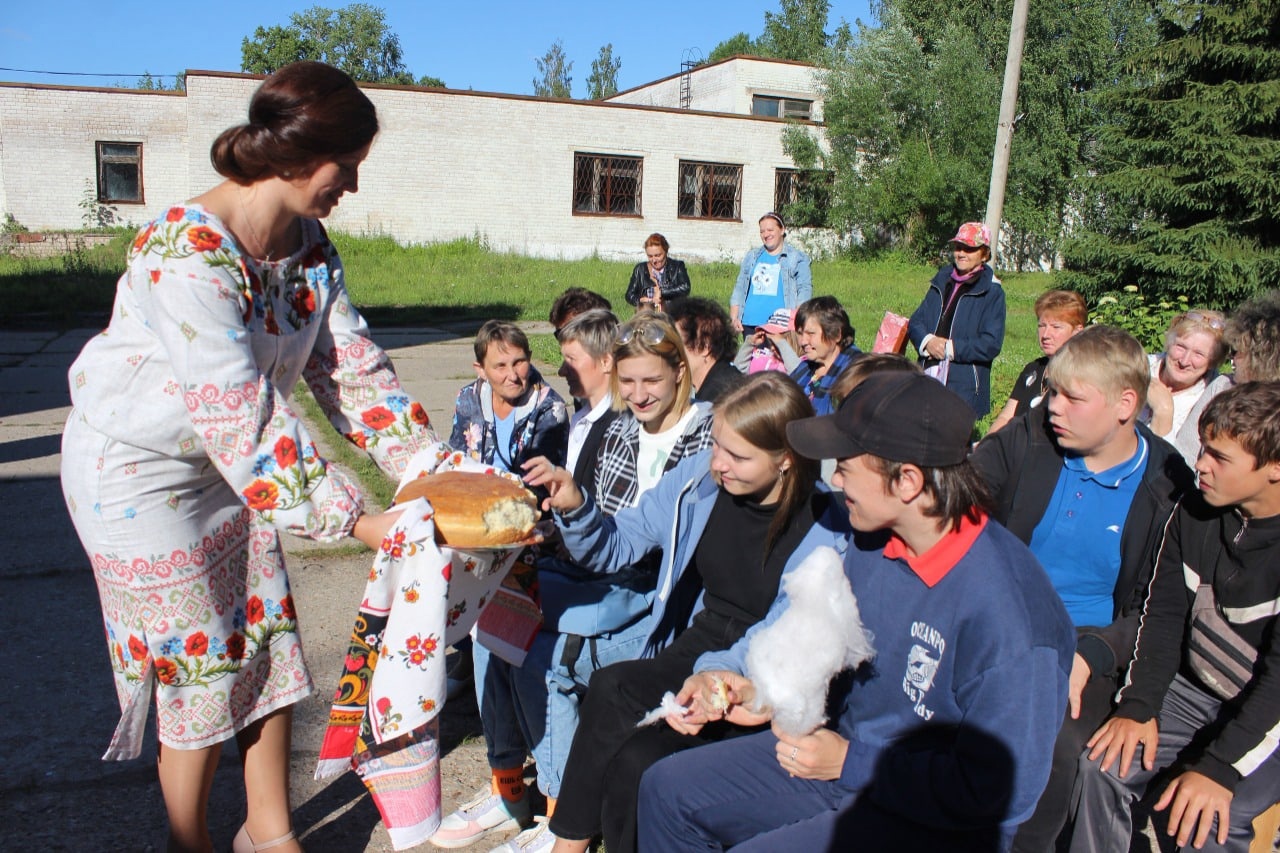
[1090,286,1188,352]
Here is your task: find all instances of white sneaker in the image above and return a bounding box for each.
[489,817,554,853]
[429,788,532,849]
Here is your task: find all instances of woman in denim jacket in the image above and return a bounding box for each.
[729,212,813,334]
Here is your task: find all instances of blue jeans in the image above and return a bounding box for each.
[639,729,1014,852]
[475,617,650,798]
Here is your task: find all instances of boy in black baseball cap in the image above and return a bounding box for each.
[639,373,1076,851]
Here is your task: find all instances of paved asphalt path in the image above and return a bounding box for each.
[0,324,564,852]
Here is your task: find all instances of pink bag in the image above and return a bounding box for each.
[872,311,910,354]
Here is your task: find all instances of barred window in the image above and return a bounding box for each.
[678,161,742,221]
[774,167,831,228]
[96,141,143,204]
[573,153,642,216]
[752,95,813,120]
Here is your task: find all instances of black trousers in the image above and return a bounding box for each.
[1011,673,1117,852]
[547,609,755,848]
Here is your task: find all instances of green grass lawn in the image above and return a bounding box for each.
[1,230,1051,423]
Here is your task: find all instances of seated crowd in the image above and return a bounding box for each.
[432,221,1280,853]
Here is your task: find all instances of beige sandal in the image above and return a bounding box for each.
[232,824,297,852]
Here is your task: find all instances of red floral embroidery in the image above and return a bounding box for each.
[347,431,368,449]
[362,407,395,430]
[243,479,279,511]
[410,402,430,426]
[149,269,161,284]
[376,696,392,715]
[128,635,148,661]
[280,595,296,620]
[155,658,178,685]
[165,208,184,222]
[132,224,155,251]
[187,225,222,252]
[225,633,246,660]
[274,436,298,469]
[184,631,209,656]
[246,596,265,626]
[292,284,315,320]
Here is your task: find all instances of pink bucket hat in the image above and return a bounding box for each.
[950,222,991,248]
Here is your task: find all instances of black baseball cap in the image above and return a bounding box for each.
[786,372,975,466]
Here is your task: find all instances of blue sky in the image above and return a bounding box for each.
[3,1,874,94]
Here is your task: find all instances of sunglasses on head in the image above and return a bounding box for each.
[617,322,668,347]
[1185,310,1225,331]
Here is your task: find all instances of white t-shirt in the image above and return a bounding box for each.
[635,405,700,497]
[1148,354,1207,439]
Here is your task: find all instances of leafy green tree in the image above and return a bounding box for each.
[533,39,573,98]
[242,4,430,85]
[760,0,832,62]
[1061,1,1280,308]
[418,75,446,88]
[707,32,759,63]
[586,44,621,99]
[788,0,1156,267]
[134,71,185,92]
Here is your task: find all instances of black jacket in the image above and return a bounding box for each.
[1115,496,1280,790]
[695,359,747,404]
[625,259,691,306]
[572,407,620,497]
[973,404,1194,679]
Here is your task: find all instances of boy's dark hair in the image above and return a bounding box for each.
[867,456,994,529]
[666,297,739,362]
[474,319,530,363]
[549,288,612,330]
[1200,380,1280,467]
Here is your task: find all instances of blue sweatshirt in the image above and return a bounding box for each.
[699,516,1075,834]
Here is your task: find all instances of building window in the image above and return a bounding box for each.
[774,168,831,228]
[573,153,642,216]
[678,160,742,221]
[752,95,813,120]
[96,142,144,204]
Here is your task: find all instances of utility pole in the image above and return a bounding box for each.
[985,0,1029,267]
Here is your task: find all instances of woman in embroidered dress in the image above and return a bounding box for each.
[907,221,1007,416]
[60,62,434,853]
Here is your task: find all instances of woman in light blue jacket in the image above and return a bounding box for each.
[523,372,850,853]
[729,212,813,335]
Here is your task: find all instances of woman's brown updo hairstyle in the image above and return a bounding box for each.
[211,61,378,184]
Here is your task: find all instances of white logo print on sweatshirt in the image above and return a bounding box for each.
[903,621,947,721]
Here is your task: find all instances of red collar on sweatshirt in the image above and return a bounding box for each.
[883,512,989,588]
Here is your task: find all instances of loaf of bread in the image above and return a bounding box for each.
[394,471,539,548]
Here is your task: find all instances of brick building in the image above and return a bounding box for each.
[0,55,826,261]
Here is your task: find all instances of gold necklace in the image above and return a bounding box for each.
[237,186,273,261]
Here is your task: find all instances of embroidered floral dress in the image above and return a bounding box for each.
[61,204,435,759]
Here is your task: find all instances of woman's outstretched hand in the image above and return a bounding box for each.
[521,456,584,513]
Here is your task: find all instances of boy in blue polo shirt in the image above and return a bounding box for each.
[973,325,1194,851]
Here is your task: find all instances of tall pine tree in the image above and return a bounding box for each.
[1063,1,1280,308]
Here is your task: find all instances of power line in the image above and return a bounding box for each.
[0,66,184,78]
